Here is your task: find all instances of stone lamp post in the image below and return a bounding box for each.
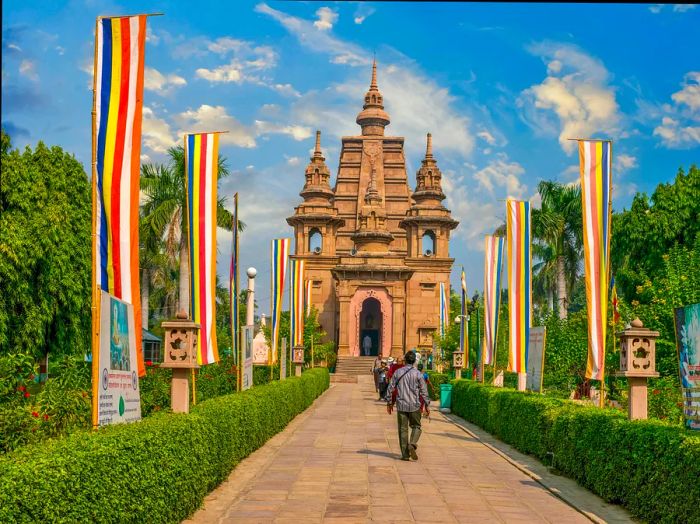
[452,351,464,379]
[160,311,200,414]
[292,346,304,377]
[615,318,659,420]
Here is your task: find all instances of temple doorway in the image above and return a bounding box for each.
[359,298,381,356]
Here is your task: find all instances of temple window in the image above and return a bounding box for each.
[309,228,322,254]
[422,230,436,256]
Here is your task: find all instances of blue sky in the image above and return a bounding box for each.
[3,1,699,314]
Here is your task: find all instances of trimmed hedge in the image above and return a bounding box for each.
[451,380,700,524]
[0,368,330,523]
[425,371,449,401]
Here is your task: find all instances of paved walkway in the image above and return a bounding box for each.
[187,376,633,524]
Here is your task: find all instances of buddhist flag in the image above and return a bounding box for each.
[270,239,291,364]
[230,193,240,361]
[506,200,532,374]
[305,279,312,317]
[483,235,505,366]
[611,276,620,325]
[460,267,469,367]
[185,132,220,365]
[290,259,305,348]
[439,282,449,337]
[579,140,613,381]
[93,15,148,377]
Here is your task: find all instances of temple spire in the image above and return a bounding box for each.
[356,58,390,135]
[365,162,381,204]
[370,57,378,90]
[313,130,323,159]
[425,133,433,159]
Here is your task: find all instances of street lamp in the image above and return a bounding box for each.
[452,315,468,379]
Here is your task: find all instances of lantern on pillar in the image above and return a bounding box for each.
[292,346,304,377]
[452,351,464,379]
[615,318,659,420]
[161,311,200,413]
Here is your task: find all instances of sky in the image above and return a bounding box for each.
[2,1,699,315]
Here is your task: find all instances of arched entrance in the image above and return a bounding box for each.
[349,288,392,357]
[359,298,381,356]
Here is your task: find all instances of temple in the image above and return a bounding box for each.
[287,60,458,360]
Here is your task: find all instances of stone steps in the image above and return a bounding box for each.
[334,356,378,377]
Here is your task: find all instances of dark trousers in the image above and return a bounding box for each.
[397,410,422,459]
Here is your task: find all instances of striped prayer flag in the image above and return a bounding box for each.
[579,140,613,381]
[506,200,532,374]
[483,235,505,366]
[439,282,449,337]
[270,238,291,364]
[93,15,148,377]
[289,260,305,348]
[460,267,469,366]
[305,279,312,317]
[230,193,240,362]
[185,132,220,365]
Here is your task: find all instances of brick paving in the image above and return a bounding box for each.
[186,376,633,524]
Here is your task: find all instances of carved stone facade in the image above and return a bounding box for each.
[287,61,459,358]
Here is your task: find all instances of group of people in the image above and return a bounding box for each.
[371,351,431,461]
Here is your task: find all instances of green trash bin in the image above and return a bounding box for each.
[440,383,453,411]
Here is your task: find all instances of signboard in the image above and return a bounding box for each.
[674,303,700,430]
[97,291,141,426]
[526,326,547,392]
[280,338,287,380]
[242,325,254,391]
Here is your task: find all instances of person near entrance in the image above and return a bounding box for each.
[362,334,372,356]
[385,350,430,461]
[371,355,382,392]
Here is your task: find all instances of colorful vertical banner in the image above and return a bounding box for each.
[460,267,469,367]
[270,238,291,365]
[305,279,312,316]
[483,235,505,366]
[439,282,448,337]
[230,193,240,366]
[506,200,532,374]
[674,302,700,430]
[93,14,148,378]
[185,132,220,365]
[579,139,612,381]
[290,259,305,347]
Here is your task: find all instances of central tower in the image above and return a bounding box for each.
[287,60,458,360]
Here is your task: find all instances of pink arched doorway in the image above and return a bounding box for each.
[349,288,392,357]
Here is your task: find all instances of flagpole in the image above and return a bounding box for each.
[90,17,100,430]
[600,139,613,409]
[234,193,241,391]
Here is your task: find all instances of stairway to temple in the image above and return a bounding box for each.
[332,356,377,382]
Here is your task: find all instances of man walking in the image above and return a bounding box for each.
[385,350,430,461]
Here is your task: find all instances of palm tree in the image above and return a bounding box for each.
[140,145,240,313]
[532,242,556,313]
[531,181,582,319]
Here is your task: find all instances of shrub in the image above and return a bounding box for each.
[451,380,700,524]
[425,372,449,400]
[0,368,329,523]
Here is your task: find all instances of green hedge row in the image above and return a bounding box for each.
[0,368,330,523]
[425,371,449,400]
[451,380,700,524]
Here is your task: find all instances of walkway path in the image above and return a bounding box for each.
[187,376,632,523]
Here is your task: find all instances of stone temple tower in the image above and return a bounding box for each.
[287,60,458,361]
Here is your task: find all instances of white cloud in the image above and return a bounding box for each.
[175,105,257,148]
[442,171,502,246]
[7,43,22,52]
[649,4,664,13]
[272,83,301,97]
[652,72,700,148]
[285,155,301,166]
[144,67,186,95]
[477,130,496,145]
[254,120,313,141]
[314,7,338,31]
[146,27,159,45]
[354,5,376,24]
[196,63,243,83]
[19,59,38,81]
[615,154,638,173]
[472,154,527,199]
[518,42,620,154]
[55,46,65,55]
[673,4,696,12]
[195,42,277,84]
[255,2,369,67]
[142,107,178,154]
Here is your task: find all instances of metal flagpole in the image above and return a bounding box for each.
[90,17,100,430]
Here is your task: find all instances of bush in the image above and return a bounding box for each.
[451,380,700,524]
[425,372,449,400]
[0,368,330,523]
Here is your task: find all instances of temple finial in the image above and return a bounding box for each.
[370,57,378,90]
[426,133,433,159]
[314,130,322,157]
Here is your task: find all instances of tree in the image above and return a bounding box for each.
[140,146,237,313]
[0,131,90,358]
[532,180,583,319]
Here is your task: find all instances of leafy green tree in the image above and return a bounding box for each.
[0,131,90,359]
[532,180,583,319]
